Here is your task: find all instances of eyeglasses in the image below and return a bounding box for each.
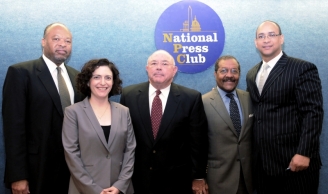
[256,33,281,40]
[217,68,239,75]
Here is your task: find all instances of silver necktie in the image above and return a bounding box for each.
[258,63,269,94]
[57,66,71,111]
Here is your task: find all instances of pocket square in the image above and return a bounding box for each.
[249,114,254,117]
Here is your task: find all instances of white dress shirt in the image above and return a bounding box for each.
[256,51,283,87]
[149,84,170,114]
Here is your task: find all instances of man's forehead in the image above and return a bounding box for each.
[151,59,169,62]
[46,25,71,37]
[257,22,278,32]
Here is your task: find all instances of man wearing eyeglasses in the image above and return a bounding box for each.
[246,20,323,194]
[203,55,253,194]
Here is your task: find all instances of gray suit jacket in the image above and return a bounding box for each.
[202,88,253,194]
[62,97,136,194]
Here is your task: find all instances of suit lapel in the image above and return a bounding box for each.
[107,101,118,148]
[261,53,288,96]
[249,62,262,98]
[136,83,155,144]
[82,98,110,152]
[155,83,180,143]
[36,57,63,116]
[209,89,238,137]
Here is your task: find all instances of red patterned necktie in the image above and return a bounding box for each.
[151,90,162,139]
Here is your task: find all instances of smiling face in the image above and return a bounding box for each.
[215,58,240,93]
[146,50,177,89]
[42,24,72,65]
[89,66,113,100]
[255,21,284,62]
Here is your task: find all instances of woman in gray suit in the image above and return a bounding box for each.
[62,58,136,194]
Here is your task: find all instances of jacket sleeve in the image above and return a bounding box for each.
[189,92,208,179]
[295,62,323,158]
[112,109,136,193]
[2,66,29,187]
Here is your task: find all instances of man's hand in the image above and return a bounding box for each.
[192,179,208,194]
[11,180,29,194]
[100,186,120,194]
[289,154,310,172]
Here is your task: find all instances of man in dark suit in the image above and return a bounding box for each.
[120,50,208,194]
[2,23,84,194]
[203,55,253,194]
[246,20,323,194]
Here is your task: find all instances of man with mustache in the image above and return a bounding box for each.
[120,50,208,194]
[2,23,84,194]
[202,55,253,194]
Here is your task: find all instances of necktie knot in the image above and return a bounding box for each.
[226,93,234,99]
[155,90,161,96]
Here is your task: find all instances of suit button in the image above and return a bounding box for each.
[106,154,110,159]
[258,120,261,124]
[153,150,156,153]
[150,167,153,170]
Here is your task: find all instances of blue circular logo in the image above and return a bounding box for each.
[155,0,225,73]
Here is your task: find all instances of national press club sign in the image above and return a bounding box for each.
[155,0,225,73]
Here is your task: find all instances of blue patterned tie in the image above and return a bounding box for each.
[226,93,241,136]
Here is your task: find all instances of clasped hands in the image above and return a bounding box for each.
[100,186,120,194]
[192,179,208,194]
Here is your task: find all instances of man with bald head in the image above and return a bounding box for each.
[2,23,84,194]
[246,20,323,193]
[120,50,208,194]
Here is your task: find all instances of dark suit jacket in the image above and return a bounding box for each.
[2,57,84,194]
[246,52,323,176]
[202,88,253,194]
[120,82,208,194]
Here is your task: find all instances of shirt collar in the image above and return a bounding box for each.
[149,83,170,98]
[263,51,283,69]
[216,86,237,98]
[42,54,66,73]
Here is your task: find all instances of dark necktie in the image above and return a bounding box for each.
[57,66,71,111]
[151,90,162,139]
[226,93,241,136]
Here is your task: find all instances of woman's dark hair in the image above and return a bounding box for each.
[76,58,122,97]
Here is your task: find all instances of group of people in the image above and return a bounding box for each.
[2,20,323,194]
